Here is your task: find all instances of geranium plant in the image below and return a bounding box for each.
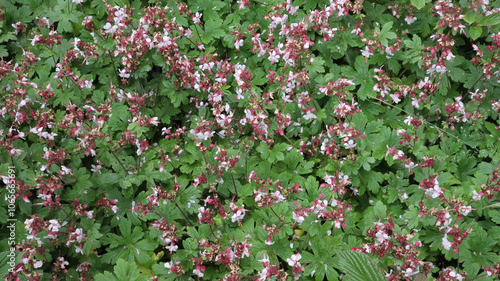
[0,0,499,280]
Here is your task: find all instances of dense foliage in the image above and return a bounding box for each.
[1,0,500,280]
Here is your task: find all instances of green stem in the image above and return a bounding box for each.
[231,173,238,198]
[107,51,120,80]
[175,202,194,226]
[269,206,284,227]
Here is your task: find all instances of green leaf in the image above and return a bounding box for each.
[403,206,422,229]
[478,162,495,174]
[0,208,8,224]
[478,13,500,26]
[436,73,450,96]
[0,45,8,57]
[57,11,83,33]
[83,222,103,255]
[0,32,16,43]
[361,171,384,193]
[349,56,374,98]
[464,64,483,88]
[352,112,368,129]
[460,227,497,277]
[373,201,387,218]
[114,259,141,281]
[297,160,315,174]
[463,14,476,24]
[94,271,118,281]
[307,56,325,74]
[411,0,425,10]
[194,0,226,11]
[284,148,303,171]
[470,26,482,40]
[0,250,22,279]
[489,210,500,225]
[446,55,467,82]
[203,17,225,41]
[305,175,320,200]
[256,142,270,160]
[379,21,396,46]
[268,143,290,162]
[75,174,93,190]
[387,57,400,75]
[97,173,121,186]
[337,250,386,281]
[402,35,423,65]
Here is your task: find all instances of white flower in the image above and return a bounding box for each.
[231,210,246,223]
[425,185,443,199]
[165,244,178,252]
[303,111,317,120]
[31,35,40,46]
[83,79,93,89]
[48,219,61,232]
[265,238,275,245]
[193,268,204,278]
[405,161,416,171]
[82,16,92,26]
[436,65,448,73]
[375,230,390,243]
[91,164,102,174]
[103,23,118,33]
[411,97,420,108]
[148,117,160,126]
[187,199,195,209]
[77,261,89,272]
[460,205,472,216]
[361,46,373,58]
[86,210,94,219]
[405,15,417,25]
[287,253,302,267]
[446,51,455,61]
[192,12,202,24]
[33,260,43,268]
[118,68,130,78]
[404,267,419,277]
[72,0,83,4]
[60,165,72,175]
[190,129,214,141]
[442,234,452,250]
[258,253,270,264]
[449,269,464,280]
[268,50,280,63]
[472,190,482,201]
[75,228,84,242]
[234,39,244,50]
[75,245,84,254]
[344,139,357,149]
[293,212,305,224]
[164,262,174,274]
[390,93,401,103]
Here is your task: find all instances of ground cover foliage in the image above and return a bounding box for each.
[0,0,500,280]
